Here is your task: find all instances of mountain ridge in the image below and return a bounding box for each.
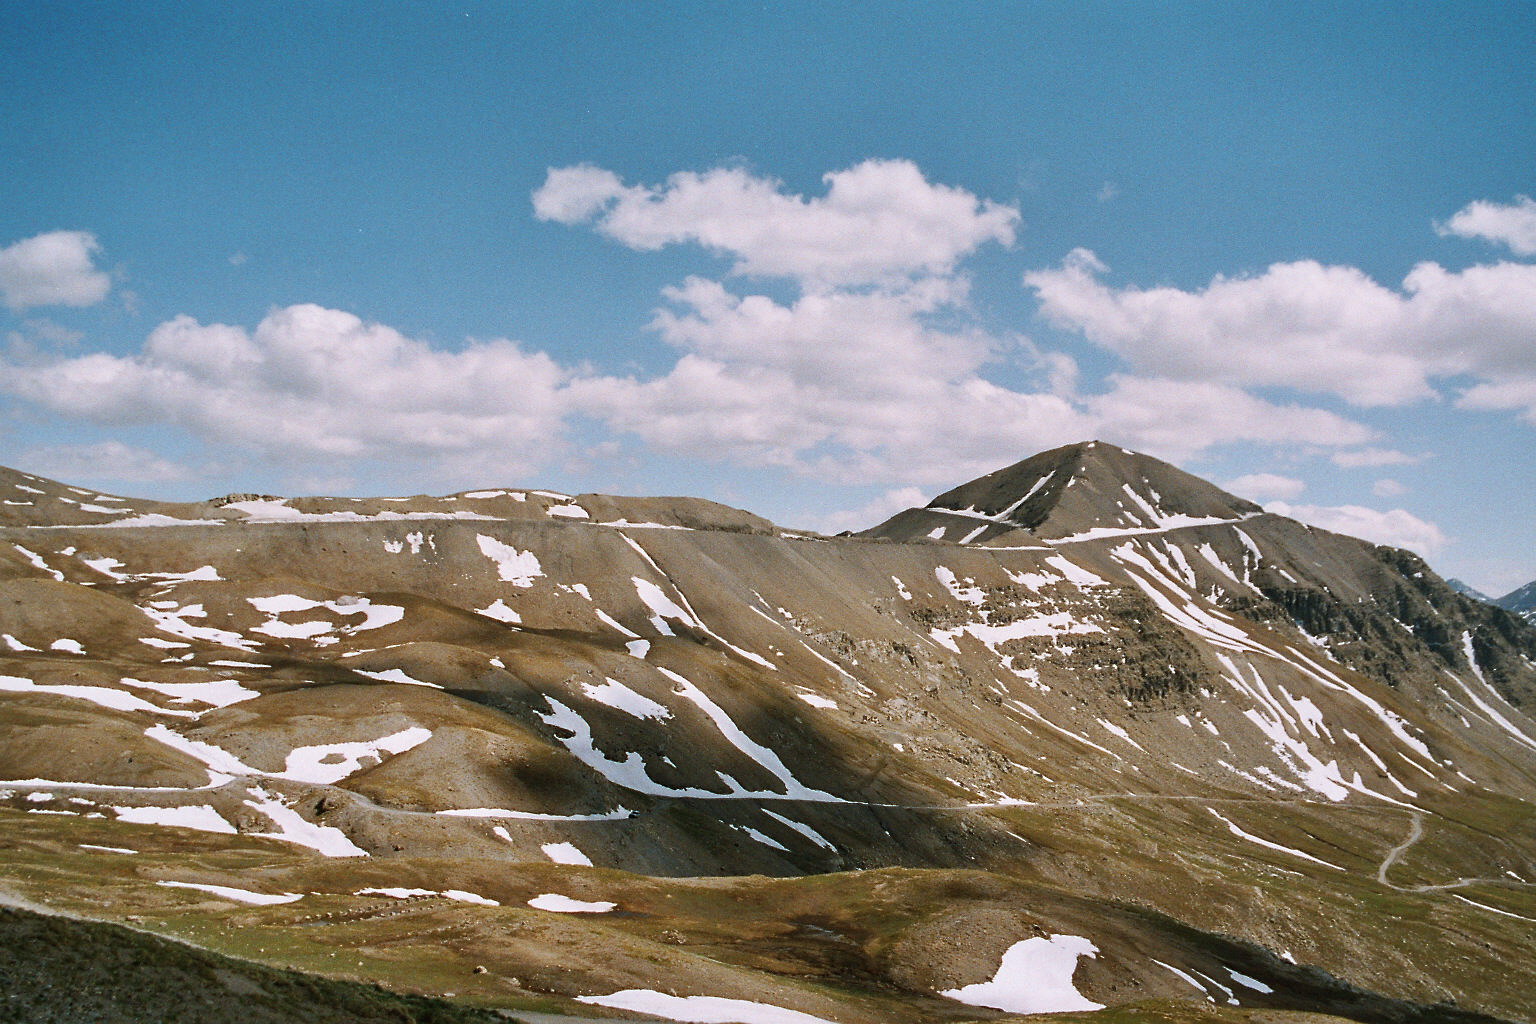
[2,443,1535,1023]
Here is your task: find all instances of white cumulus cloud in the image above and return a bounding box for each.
[1269,501,1446,557]
[1024,248,1536,407]
[815,486,931,535]
[1457,376,1536,423]
[1223,473,1307,501]
[0,231,112,312]
[533,159,1019,288]
[1437,195,1536,255]
[1330,447,1422,468]
[1085,376,1375,461]
[0,304,573,483]
[19,441,191,485]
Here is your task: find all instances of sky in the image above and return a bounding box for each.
[1,2,1533,595]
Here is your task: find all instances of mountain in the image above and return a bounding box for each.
[1497,580,1536,625]
[863,439,1262,545]
[1449,579,1493,603]
[2,444,1535,1024]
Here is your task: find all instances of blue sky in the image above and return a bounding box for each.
[2,2,1533,594]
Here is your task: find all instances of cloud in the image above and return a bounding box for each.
[1084,376,1375,461]
[1372,478,1407,498]
[1024,248,1536,407]
[0,161,1426,503]
[533,159,1019,288]
[1095,181,1119,203]
[533,162,1380,487]
[1437,195,1536,255]
[570,281,1094,486]
[1457,376,1536,423]
[0,304,573,484]
[18,441,191,485]
[1268,501,1446,556]
[0,231,112,312]
[1223,473,1306,501]
[1330,447,1421,468]
[815,486,930,535]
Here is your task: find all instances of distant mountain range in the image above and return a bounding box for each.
[1496,580,1536,624]
[1448,577,1536,624]
[1,440,1533,1024]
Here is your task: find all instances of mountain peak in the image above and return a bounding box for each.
[863,441,1261,544]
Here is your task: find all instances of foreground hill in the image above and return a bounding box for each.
[2,442,1534,1023]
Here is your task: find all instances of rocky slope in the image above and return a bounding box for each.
[2,442,1534,1023]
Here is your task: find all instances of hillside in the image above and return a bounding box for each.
[2,443,1535,1023]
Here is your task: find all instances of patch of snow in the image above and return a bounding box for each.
[111,804,236,834]
[762,809,836,851]
[243,786,368,857]
[659,667,834,800]
[439,806,632,820]
[13,545,64,581]
[476,598,521,624]
[1152,959,1212,998]
[157,880,302,905]
[940,934,1104,1014]
[474,535,544,586]
[278,727,432,785]
[355,887,497,906]
[595,609,639,637]
[1227,969,1274,994]
[1452,633,1536,754]
[1206,807,1344,870]
[0,673,197,718]
[1097,718,1146,752]
[633,577,689,635]
[926,526,946,540]
[141,603,257,651]
[1450,893,1536,923]
[935,566,984,605]
[49,638,85,654]
[120,677,259,709]
[577,991,837,1024]
[583,677,671,721]
[354,667,442,689]
[248,594,404,640]
[541,841,593,866]
[138,636,191,650]
[796,692,838,710]
[546,503,589,519]
[528,892,615,913]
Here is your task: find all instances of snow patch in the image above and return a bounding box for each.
[939,934,1104,1014]
[475,535,544,586]
[577,991,837,1024]
[528,892,615,913]
[541,841,593,866]
[157,881,302,905]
